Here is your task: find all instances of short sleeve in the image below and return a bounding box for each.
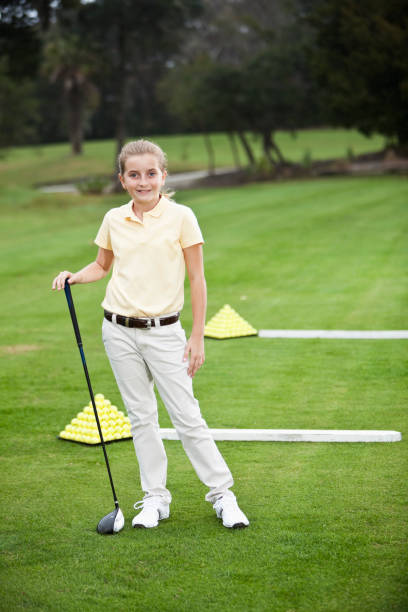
[180,207,204,249]
[94,212,112,251]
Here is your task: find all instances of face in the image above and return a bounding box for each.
[119,154,167,208]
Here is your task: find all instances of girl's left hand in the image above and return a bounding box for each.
[183,335,205,378]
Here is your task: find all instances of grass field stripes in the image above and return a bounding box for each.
[1,150,407,611]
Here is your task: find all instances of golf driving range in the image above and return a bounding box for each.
[1,136,407,610]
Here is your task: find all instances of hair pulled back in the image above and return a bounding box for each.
[118,139,168,175]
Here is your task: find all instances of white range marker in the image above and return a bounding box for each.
[258,330,408,339]
[160,429,401,443]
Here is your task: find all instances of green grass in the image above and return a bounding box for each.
[0,159,407,610]
[0,128,385,188]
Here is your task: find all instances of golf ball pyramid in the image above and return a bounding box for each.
[58,393,132,445]
[204,304,257,339]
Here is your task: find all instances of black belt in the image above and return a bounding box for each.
[104,310,179,329]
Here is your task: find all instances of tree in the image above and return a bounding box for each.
[189,63,256,167]
[161,1,320,171]
[310,0,408,150]
[0,2,42,148]
[0,0,90,148]
[42,32,100,154]
[79,0,202,160]
[0,0,55,32]
[240,41,317,167]
[0,58,39,148]
[158,55,220,172]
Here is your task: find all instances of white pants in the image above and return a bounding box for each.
[102,317,234,504]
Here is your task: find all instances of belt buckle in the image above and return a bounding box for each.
[124,316,130,327]
[145,319,152,329]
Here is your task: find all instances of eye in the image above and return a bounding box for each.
[149,171,156,176]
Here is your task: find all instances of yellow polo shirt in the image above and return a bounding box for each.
[94,196,204,317]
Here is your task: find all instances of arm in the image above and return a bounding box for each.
[183,243,207,378]
[52,247,114,291]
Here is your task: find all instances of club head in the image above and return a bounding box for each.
[97,507,125,534]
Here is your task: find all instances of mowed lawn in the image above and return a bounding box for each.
[0,128,385,187]
[0,173,407,611]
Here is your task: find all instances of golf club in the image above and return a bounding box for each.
[64,279,124,535]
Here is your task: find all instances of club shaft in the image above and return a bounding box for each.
[64,281,119,508]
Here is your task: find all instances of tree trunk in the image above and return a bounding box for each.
[228,132,241,170]
[115,99,126,161]
[112,8,128,191]
[396,128,408,156]
[112,93,127,191]
[203,132,215,175]
[262,131,276,167]
[237,130,255,166]
[67,81,83,156]
[35,0,52,31]
[270,134,286,164]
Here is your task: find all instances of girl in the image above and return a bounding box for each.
[52,139,249,529]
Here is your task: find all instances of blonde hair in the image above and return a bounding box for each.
[118,139,174,198]
[118,139,167,174]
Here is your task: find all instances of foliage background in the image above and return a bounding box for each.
[1,0,407,157]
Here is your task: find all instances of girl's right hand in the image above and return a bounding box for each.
[52,270,76,291]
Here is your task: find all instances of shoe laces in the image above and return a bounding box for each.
[133,497,163,511]
[216,495,237,511]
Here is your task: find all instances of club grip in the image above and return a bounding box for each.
[64,279,83,347]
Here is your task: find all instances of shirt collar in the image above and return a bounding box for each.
[124,195,168,222]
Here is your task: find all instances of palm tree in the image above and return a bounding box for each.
[42,33,99,155]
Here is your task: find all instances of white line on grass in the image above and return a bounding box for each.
[160,428,402,443]
[258,330,408,339]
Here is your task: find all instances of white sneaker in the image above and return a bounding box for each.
[213,495,249,529]
[132,496,170,528]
